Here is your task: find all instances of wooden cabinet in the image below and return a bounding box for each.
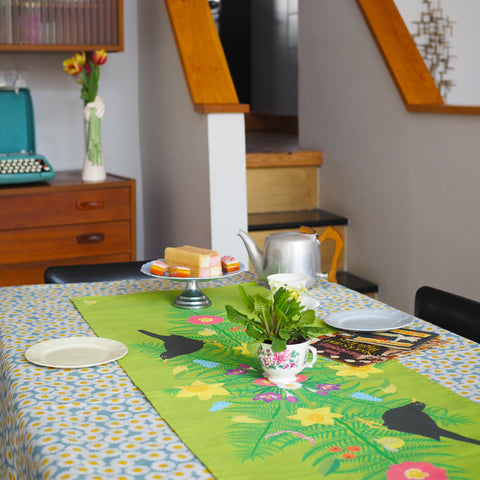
[0,170,136,286]
[0,0,123,52]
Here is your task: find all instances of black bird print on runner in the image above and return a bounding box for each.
[382,401,480,445]
[138,330,205,360]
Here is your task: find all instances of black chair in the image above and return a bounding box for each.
[414,286,480,343]
[44,260,151,284]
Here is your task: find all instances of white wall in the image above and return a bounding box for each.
[0,0,144,258]
[137,1,248,263]
[299,0,480,312]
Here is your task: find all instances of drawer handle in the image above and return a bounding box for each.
[77,233,105,244]
[76,200,104,210]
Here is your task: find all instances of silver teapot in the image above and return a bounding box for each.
[238,226,343,288]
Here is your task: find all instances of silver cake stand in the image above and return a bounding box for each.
[141,260,245,309]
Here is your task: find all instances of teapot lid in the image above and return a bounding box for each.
[267,231,316,242]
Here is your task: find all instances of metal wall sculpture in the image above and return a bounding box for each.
[411,0,455,100]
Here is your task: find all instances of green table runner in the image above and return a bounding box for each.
[73,283,480,480]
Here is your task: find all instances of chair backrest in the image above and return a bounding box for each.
[44,261,150,284]
[414,286,480,343]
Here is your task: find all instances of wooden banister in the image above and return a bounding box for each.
[356,0,443,108]
[164,0,249,114]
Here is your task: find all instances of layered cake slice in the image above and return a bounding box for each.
[150,260,169,276]
[164,245,222,278]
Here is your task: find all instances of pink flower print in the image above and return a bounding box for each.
[295,374,308,382]
[188,315,224,325]
[254,378,275,387]
[253,392,283,403]
[272,350,292,363]
[286,394,298,403]
[387,462,449,480]
[315,384,341,396]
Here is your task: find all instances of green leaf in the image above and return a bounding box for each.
[271,337,287,352]
[253,294,272,319]
[316,457,340,476]
[225,305,250,325]
[239,285,254,311]
[246,323,266,340]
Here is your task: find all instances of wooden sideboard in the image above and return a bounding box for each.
[0,170,136,287]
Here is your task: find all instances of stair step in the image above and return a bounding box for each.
[248,209,348,231]
[246,131,322,168]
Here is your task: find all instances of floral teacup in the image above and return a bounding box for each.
[257,340,317,386]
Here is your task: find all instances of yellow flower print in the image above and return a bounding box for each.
[376,436,405,452]
[176,380,229,401]
[288,407,343,426]
[233,342,252,356]
[328,363,383,378]
[198,328,216,336]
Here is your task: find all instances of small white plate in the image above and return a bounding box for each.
[25,337,128,368]
[141,260,245,281]
[300,295,320,309]
[324,308,414,332]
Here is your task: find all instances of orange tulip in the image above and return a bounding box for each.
[92,49,108,66]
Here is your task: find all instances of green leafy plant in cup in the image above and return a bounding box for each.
[225,285,322,353]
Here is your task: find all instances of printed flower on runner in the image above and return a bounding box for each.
[253,392,283,403]
[314,383,341,395]
[386,461,448,480]
[176,380,229,401]
[254,378,274,387]
[288,407,343,426]
[328,363,383,378]
[226,367,249,376]
[188,315,224,325]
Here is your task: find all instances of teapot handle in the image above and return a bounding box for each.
[318,226,344,283]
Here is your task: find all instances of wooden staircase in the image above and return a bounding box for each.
[245,114,378,297]
[164,0,377,295]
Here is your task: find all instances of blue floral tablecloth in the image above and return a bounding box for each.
[1,272,479,479]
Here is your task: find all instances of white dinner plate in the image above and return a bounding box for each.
[323,308,414,332]
[25,337,128,368]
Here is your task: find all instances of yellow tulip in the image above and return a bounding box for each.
[62,58,82,76]
[74,51,86,66]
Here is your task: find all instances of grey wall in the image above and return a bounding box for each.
[137,2,248,262]
[299,0,480,312]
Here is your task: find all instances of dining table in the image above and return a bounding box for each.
[1,270,479,480]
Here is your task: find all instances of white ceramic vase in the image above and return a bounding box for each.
[82,96,106,183]
[257,340,317,386]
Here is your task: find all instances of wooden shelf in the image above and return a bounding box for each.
[0,0,124,52]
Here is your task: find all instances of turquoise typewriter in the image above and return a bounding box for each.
[0,88,55,184]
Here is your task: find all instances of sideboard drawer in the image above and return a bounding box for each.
[1,221,132,264]
[0,171,136,286]
[0,187,132,229]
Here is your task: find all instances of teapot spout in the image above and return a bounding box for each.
[237,229,266,279]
